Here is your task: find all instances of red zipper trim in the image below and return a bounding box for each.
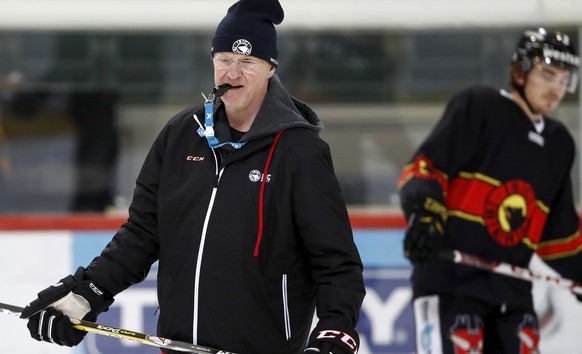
[254,130,285,256]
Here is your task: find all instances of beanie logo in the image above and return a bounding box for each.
[232,39,252,56]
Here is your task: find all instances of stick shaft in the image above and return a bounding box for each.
[0,302,236,354]
[441,249,582,295]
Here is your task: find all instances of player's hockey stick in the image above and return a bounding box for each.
[0,302,236,354]
[439,249,582,295]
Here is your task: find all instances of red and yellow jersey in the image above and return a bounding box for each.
[399,85,582,305]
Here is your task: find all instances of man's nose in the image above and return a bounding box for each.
[226,61,242,78]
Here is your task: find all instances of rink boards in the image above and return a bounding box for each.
[0,228,413,354]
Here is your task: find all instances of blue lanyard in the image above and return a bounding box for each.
[197,91,246,150]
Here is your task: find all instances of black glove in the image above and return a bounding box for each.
[21,267,114,347]
[305,325,359,354]
[404,196,446,265]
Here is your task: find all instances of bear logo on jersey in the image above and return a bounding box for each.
[484,180,536,246]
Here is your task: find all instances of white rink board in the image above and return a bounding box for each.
[2,230,582,353]
[0,232,73,353]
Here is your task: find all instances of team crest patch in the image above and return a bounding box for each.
[248,170,271,183]
[232,39,252,55]
[483,179,536,246]
[249,170,262,182]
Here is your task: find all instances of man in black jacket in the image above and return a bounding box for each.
[20,1,365,353]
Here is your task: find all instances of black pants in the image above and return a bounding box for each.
[412,294,539,354]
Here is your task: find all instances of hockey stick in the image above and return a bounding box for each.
[440,249,582,295]
[0,302,236,354]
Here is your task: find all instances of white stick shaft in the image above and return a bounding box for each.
[445,249,582,295]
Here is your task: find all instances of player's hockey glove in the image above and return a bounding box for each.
[404,196,446,265]
[305,324,359,354]
[20,266,114,346]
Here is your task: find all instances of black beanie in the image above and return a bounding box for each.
[211,0,284,68]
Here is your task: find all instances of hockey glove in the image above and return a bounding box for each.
[21,266,114,346]
[305,325,359,354]
[404,196,446,265]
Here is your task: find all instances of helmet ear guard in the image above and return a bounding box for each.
[520,57,532,73]
[567,70,579,93]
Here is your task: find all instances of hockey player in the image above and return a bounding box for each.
[18,1,365,354]
[398,27,581,354]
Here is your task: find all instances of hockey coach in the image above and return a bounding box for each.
[19,1,366,353]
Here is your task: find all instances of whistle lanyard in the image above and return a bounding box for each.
[197,94,246,150]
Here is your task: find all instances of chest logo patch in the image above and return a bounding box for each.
[483,179,536,246]
[249,170,262,182]
[248,170,271,183]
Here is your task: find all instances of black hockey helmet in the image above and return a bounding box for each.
[511,27,580,93]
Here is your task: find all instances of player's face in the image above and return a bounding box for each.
[524,63,570,113]
[212,52,275,111]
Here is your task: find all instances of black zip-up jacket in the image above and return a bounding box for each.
[85,75,365,354]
